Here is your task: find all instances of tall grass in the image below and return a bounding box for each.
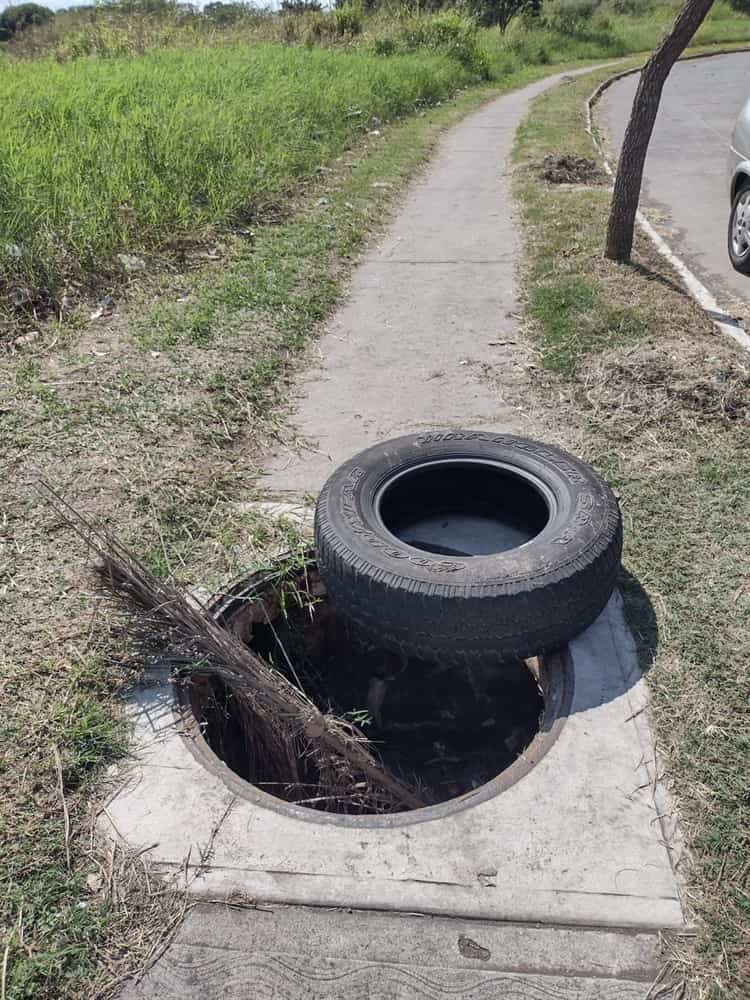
[485,0,750,69]
[0,42,481,301]
[7,0,745,65]
[1,1,748,306]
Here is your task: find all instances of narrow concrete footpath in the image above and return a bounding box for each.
[262,73,556,494]
[119,68,687,1000]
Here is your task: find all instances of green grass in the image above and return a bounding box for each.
[2,2,749,325]
[0,651,131,1000]
[514,67,750,997]
[501,0,750,64]
[526,273,646,373]
[0,42,484,308]
[513,60,650,373]
[481,0,750,75]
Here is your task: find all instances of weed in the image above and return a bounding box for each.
[371,10,491,77]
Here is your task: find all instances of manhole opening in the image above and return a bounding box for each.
[187,561,550,816]
[375,459,551,557]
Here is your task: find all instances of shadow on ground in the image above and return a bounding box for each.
[619,564,659,677]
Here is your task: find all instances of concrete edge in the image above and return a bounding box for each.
[158,902,666,980]
[584,48,750,353]
[607,592,694,928]
[162,864,687,931]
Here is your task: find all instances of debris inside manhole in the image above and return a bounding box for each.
[538,153,605,186]
[47,493,549,817]
[188,559,544,814]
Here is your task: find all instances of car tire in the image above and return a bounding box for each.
[728,181,750,274]
[314,431,622,665]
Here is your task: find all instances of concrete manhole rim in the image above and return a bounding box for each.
[174,561,575,829]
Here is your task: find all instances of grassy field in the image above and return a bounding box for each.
[0,41,484,313]
[513,68,750,998]
[1,1,749,330]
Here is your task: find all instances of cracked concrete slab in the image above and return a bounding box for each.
[104,592,684,933]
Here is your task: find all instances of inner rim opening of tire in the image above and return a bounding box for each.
[185,559,566,819]
[375,459,552,557]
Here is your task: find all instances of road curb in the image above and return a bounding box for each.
[585,47,750,353]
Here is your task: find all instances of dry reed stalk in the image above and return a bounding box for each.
[41,483,423,812]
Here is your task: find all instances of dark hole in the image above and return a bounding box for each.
[377,460,550,557]
[189,569,544,815]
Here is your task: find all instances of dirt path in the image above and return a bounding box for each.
[263,69,588,494]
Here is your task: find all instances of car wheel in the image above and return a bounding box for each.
[314,431,622,665]
[728,182,750,274]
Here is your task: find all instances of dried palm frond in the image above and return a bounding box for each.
[41,483,423,813]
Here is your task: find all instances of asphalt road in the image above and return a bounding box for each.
[601,51,750,314]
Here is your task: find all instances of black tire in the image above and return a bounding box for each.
[314,431,622,664]
[728,181,750,274]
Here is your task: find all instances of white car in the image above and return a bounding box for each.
[728,98,750,273]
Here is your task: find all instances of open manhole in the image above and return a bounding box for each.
[182,558,571,819]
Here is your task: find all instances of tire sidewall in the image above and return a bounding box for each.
[729,184,750,271]
[316,431,618,595]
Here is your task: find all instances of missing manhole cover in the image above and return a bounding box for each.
[180,558,571,818]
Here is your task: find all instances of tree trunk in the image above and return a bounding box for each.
[605,0,715,261]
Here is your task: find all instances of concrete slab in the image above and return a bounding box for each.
[103,592,684,931]
[261,259,527,493]
[121,904,660,999]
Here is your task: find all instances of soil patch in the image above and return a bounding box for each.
[538,153,606,185]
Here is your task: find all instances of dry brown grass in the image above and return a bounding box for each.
[581,338,750,436]
[515,66,750,999]
[54,497,424,813]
